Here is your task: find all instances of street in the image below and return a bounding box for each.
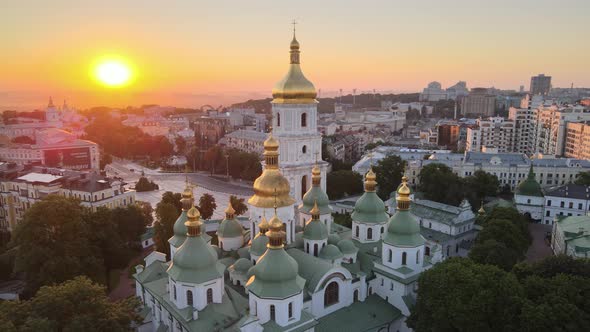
[107,160,253,220]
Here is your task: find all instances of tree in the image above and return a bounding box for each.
[512,254,590,280]
[327,170,363,200]
[198,193,217,220]
[0,276,140,331]
[333,212,352,228]
[175,136,187,154]
[100,153,113,170]
[418,163,464,206]
[230,195,248,216]
[575,171,590,185]
[153,202,178,258]
[407,258,523,332]
[136,201,154,226]
[158,191,183,215]
[373,155,405,199]
[484,207,531,243]
[135,176,158,192]
[110,205,147,244]
[469,239,521,271]
[463,170,499,210]
[10,196,106,296]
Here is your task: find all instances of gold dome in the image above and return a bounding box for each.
[310,201,320,219]
[396,176,411,211]
[364,168,377,192]
[225,201,236,219]
[248,132,296,208]
[259,215,270,232]
[267,210,286,249]
[271,34,317,104]
[185,206,202,236]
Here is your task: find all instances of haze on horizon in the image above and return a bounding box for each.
[1,0,589,110]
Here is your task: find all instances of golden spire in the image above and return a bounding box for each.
[365,168,377,192]
[267,191,285,248]
[185,206,202,236]
[180,176,194,211]
[259,213,269,234]
[263,132,279,169]
[312,152,321,186]
[310,200,320,220]
[225,201,236,219]
[397,176,411,211]
[478,201,486,216]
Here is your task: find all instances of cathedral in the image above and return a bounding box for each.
[134,31,439,332]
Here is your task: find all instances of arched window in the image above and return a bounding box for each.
[388,249,392,263]
[425,246,431,256]
[402,252,407,265]
[381,226,384,234]
[207,288,213,304]
[355,226,359,238]
[301,112,307,127]
[367,228,373,240]
[324,281,339,307]
[270,305,276,321]
[314,243,318,257]
[306,243,309,254]
[353,290,359,302]
[302,145,307,154]
[277,113,281,127]
[186,290,193,306]
[288,302,293,318]
[173,285,177,300]
[301,175,307,199]
[416,250,420,264]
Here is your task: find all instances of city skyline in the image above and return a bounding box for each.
[2,0,589,109]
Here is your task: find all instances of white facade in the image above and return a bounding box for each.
[465,117,516,153]
[272,103,328,202]
[249,205,296,244]
[514,194,544,221]
[352,221,387,243]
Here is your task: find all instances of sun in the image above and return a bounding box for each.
[94,59,132,87]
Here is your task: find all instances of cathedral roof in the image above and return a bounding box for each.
[303,202,328,241]
[384,177,425,247]
[319,244,344,261]
[516,164,544,197]
[217,202,244,239]
[352,169,388,224]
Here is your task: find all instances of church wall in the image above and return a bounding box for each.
[218,236,243,251]
[352,221,387,243]
[381,243,424,273]
[300,212,332,233]
[249,292,304,327]
[249,205,295,243]
[309,274,353,318]
[303,238,327,257]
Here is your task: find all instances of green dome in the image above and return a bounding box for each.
[383,210,425,247]
[168,210,188,248]
[516,165,543,197]
[337,239,358,254]
[217,217,244,238]
[352,192,389,224]
[328,233,341,245]
[250,233,269,257]
[303,219,328,241]
[231,258,253,273]
[301,187,331,214]
[167,236,222,284]
[319,244,343,260]
[246,248,304,298]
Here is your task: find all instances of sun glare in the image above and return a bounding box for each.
[95,59,132,87]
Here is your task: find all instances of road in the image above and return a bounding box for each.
[107,160,253,220]
[525,223,553,262]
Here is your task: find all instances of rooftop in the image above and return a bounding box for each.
[17,172,62,183]
[545,184,590,200]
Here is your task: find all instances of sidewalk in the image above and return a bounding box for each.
[108,246,153,301]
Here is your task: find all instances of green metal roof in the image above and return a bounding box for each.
[217,217,244,238]
[315,295,402,332]
[303,219,328,241]
[383,210,425,247]
[328,233,341,245]
[168,210,188,248]
[287,248,334,293]
[320,244,344,260]
[410,199,474,226]
[337,239,359,255]
[167,235,224,284]
[230,258,253,273]
[250,233,269,256]
[300,187,331,214]
[261,310,318,332]
[557,215,590,254]
[141,227,155,242]
[516,165,544,197]
[246,248,305,299]
[351,192,389,224]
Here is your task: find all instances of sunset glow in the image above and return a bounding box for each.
[94,59,132,87]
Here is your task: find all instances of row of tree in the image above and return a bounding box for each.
[186,146,262,181]
[135,176,159,192]
[408,255,590,331]
[8,196,149,297]
[152,191,247,259]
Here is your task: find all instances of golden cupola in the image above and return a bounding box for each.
[248,133,296,208]
[271,32,317,104]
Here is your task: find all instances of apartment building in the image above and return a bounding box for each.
[465,117,516,153]
[0,164,135,233]
[564,122,590,160]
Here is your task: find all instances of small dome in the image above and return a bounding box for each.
[303,218,328,241]
[384,210,425,247]
[516,165,543,197]
[264,134,279,150]
[246,247,302,298]
[217,216,244,239]
[301,186,331,214]
[337,239,358,254]
[319,244,343,260]
[231,258,253,273]
[167,236,221,284]
[398,176,411,195]
[250,233,269,257]
[352,192,388,224]
[168,210,188,248]
[328,233,341,245]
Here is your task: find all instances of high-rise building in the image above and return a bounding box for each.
[461,88,496,117]
[535,105,590,156]
[564,122,590,159]
[419,81,448,102]
[465,117,516,153]
[530,74,552,96]
[437,123,460,149]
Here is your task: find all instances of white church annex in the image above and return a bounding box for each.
[133,31,440,332]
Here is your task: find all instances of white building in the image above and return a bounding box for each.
[419,82,448,102]
[551,214,590,258]
[465,117,516,153]
[225,129,267,156]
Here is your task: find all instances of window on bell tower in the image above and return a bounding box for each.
[277,113,281,127]
[301,112,307,127]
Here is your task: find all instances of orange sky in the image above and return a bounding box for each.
[1,0,589,110]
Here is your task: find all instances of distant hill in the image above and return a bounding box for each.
[231,93,420,114]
